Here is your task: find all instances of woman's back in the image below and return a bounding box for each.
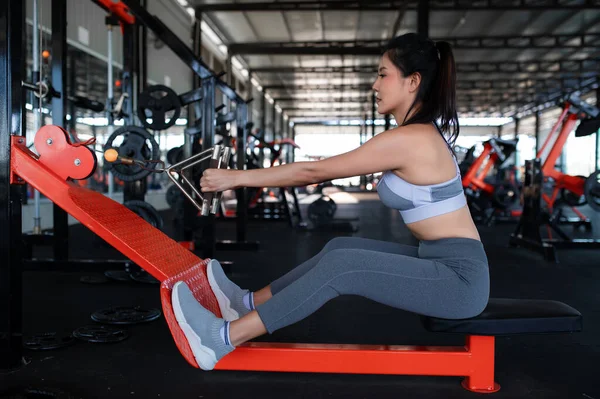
[381,123,481,241]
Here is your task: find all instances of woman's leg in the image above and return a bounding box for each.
[172,246,489,369]
[253,247,489,334]
[209,237,420,320]
[266,237,419,299]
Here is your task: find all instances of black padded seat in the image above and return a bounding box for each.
[421,298,582,336]
[491,138,518,148]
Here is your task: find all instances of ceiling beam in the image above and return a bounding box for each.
[252,59,600,74]
[263,76,596,91]
[264,84,374,91]
[254,66,377,74]
[273,88,564,102]
[196,0,600,12]
[274,97,370,103]
[229,34,600,55]
[282,105,369,111]
[456,76,597,90]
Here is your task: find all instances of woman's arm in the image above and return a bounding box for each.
[201,127,410,192]
[236,162,316,188]
[236,127,408,188]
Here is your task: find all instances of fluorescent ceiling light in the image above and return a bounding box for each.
[458,117,513,126]
[200,21,223,47]
[231,57,243,70]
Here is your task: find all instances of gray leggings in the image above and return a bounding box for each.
[255,237,490,333]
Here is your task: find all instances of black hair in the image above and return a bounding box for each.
[382,33,459,147]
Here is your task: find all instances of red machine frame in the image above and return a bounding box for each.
[536,104,588,220]
[10,126,501,394]
[462,140,511,198]
[461,139,521,222]
[92,0,135,25]
[464,100,590,222]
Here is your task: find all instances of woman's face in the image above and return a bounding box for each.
[372,53,416,116]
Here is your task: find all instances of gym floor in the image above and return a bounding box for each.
[2,192,599,399]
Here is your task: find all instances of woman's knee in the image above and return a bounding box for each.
[314,248,361,276]
[323,236,356,252]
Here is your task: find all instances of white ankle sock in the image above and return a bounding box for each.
[219,321,233,347]
[242,292,255,311]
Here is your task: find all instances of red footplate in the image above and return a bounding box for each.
[161,261,222,369]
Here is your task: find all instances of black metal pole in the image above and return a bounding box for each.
[0,0,25,371]
[279,111,285,161]
[247,70,252,121]
[122,22,145,202]
[139,0,148,93]
[200,77,216,258]
[535,111,540,153]
[236,103,248,243]
[418,0,429,37]
[371,93,376,137]
[68,53,77,135]
[291,125,296,162]
[259,90,266,166]
[596,83,599,170]
[272,102,277,142]
[51,0,69,261]
[384,114,390,130]
[514,117,520,166]
[122,26,135,126]
[184,19,202,243]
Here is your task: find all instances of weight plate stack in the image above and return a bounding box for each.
[72,325,129,344]
[91,306,162,325]
[23,332,76,351]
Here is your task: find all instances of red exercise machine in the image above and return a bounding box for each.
[510,93,600,261]
[461,138,521,224]
[535,93,599,222]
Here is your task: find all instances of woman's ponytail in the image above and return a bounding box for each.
[433,41,459,146]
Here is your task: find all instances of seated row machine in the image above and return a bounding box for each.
[9,125,582,394]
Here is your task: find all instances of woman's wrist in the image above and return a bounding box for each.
[233,169,245,189]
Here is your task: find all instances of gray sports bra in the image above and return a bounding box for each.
[376,127,466,224]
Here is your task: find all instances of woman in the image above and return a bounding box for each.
[171,33,490,370]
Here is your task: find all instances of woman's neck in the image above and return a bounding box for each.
[393,101,420,126]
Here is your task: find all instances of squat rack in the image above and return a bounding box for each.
[118,0,259,256]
